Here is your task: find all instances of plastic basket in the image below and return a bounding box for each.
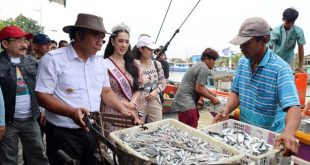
[200,119,281,165]
[110,118,243,164]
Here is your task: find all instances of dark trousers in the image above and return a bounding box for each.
[45,121,99,165]
[24,117,45,165]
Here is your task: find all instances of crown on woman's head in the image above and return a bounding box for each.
[111,23,130,33]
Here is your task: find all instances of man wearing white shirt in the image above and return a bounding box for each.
[35,13,141,164]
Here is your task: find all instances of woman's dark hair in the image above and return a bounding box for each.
[132,45,142,60]
[201,48,219,61]
[283,8,299,22]
[103,30,140,92]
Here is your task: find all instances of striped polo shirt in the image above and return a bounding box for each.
[232,48,300,132]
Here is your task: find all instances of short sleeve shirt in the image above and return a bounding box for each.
[268,24,306,63]
[173,62,210,112]
[35,44,110,128]
[232,48,300,132]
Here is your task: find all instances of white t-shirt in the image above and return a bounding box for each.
[11,57,32,119]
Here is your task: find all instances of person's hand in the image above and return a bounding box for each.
[211,97,220,105]
[0,126,5,141]
[274,131,299,156]
[123,101,138,111]
[145,90,158,101]
[69,108,90,131]
[39,111,46,126]
[119,108,143,125]
[296,66,304,73]
[212,107,229,124]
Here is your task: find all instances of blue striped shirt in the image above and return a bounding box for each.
[232,48,300,132]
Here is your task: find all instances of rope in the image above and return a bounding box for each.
[178,0,201,29]
[158,0,202,54]
[155,0,173,43]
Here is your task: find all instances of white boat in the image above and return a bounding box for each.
[169,63,191,72]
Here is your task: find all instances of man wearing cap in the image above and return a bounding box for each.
[35,13,141,164]
[33,33,52,60]
[0,26,49,164]
[213,17,301,155]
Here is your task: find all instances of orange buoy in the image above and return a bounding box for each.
[295,73,308,107]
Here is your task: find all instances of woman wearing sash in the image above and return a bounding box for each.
[102,23,143,134]
[132,34,167,124]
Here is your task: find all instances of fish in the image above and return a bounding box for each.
[117,124,232,164]
[204,128,273,156]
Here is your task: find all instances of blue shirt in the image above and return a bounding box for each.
[268,24,306,63]
[232,48,300,132]
[0,87,5,126]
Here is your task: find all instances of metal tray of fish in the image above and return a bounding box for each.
[200,119,281,165]
[110,118,243,165]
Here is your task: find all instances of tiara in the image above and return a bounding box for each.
[111,23,130,33]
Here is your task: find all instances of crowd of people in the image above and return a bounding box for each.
[0,7,307,164]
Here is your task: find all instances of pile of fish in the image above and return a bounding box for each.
[204,128,273,156]
[117,124,231,165]
[204,96,227,113]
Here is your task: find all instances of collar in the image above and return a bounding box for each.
[67,43,95,63]
[258,48,271,67]
[67,43,79,61]
[280,24,295,32]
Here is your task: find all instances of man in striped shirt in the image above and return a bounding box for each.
[213,17,301,156]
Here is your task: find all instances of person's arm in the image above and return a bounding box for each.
[0,87,5,141]
[195,83,219,105]
[36,92,90,129]
[212,92,240,123]
[131,91,140,104]
[101,87,141,124]
[302,101,310,115]
[274,106,301,155]
[155,61,167,93]
[121,91,140,110]
[147,61,167,101]
[297,45,304,72]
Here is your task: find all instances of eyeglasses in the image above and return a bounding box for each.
[7,38,29,44]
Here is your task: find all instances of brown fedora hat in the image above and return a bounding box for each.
[63,13,107,34]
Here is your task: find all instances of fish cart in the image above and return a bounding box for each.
[110,118,244,164]
[200,119,281,165]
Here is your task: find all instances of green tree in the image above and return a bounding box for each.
[231,53,243,68]
[0,20,6,30]
[1,14,43,34]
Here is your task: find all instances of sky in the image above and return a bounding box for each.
[0,0,309,59]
